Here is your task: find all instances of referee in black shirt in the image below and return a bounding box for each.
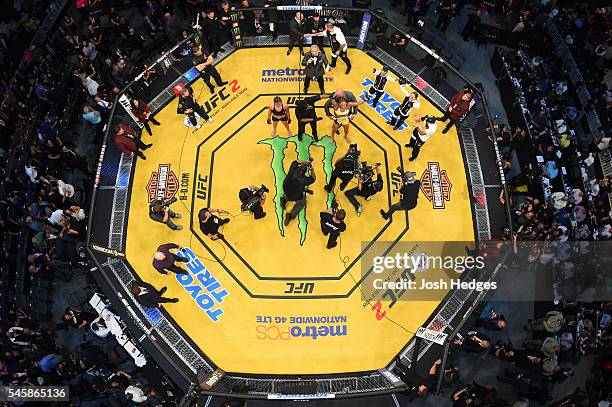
[295,93,330,141]
[193,44,227,94]
[345,163,383,216]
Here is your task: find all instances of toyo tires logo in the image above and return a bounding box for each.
[259,134,337,245]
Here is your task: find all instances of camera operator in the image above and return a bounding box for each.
[149,198,182,230]
[324,144,359,192]
[198,207,230,240]
[177,85,212,132]
[239,185,267,219]
[320,202,346,249]
[406,115,438,161]
[281,159,316,227]
[345,163,383,216]
[380,170,420,220]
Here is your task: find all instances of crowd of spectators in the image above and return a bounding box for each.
[445,302,612,406]
[0,1,207,405]
[1,0,609,405]
[554,1,611,133]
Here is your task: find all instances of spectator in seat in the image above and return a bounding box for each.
[523,337,560,358]
[475,313,507,331]
[63,307,97,330]
[453,331,491,353]
[389,30,408,52]
[131,281,179,308]
[525,311,565,333]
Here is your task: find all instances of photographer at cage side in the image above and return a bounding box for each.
[380,169,421,220]
[239,185,268,219]
[281,159,316,227]
[345,162,383,216]
[198,207,230,240]
[320,201,346,249]
[149,197,182,230]
[177,85,212,132]
[324,144,360,192]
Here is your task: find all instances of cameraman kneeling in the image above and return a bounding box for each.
[282,160,316,226]
[320,203,346,249]
[380,170,420,220]
[345,163,383,216]
[324,144,359,192]
[239,185,267,219]
[149,198,182,230]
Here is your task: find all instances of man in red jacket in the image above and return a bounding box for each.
[114,123,152,160]
[436,88,474,134]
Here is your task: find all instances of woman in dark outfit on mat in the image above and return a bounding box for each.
[267,96,292,137]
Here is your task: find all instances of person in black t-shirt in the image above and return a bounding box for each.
[324,147,358,192]
[198,208,230,240]
[345,163,383,215]
[320,207,346,249]
[192,44,227,94]
[281,160,316,226]
[380,170,420,220]
[305,14,325,49]
[295,93,331,141]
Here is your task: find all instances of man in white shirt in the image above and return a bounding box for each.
[125,385,147,403]
[324,21,352,74]
[49,209,68,226]
[405,115,437,161]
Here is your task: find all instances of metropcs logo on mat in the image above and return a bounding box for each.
[255,314,348,340]
[259,134,337,245]
[175,247,229,322]
[261,68,334,84]
[420,162,452,209]
[358,77,409,131]
[147,164,179,202]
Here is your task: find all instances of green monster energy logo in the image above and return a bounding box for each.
[259,134,336,245]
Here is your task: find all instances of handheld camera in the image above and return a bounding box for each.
[240,185,269,212]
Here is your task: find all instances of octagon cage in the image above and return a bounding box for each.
[86,5,512,401]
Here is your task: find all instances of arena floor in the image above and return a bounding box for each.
[124,48,475,375]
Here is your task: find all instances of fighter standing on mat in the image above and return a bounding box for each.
[267,96,292,137]
[328,97,364,143]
